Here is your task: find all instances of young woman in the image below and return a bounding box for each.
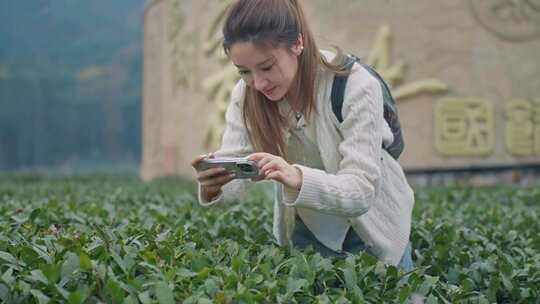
[191,0,414,270]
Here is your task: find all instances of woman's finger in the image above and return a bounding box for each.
[198,167,228,181]
[260,159,281,174]
[191,154,209,168]
[248,152,270,162]
[256,157,273,171]
[200,172,236,186]
[262,169,274,178]
[266,170,283,181]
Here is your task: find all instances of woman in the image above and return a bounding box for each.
[191,0,414,270]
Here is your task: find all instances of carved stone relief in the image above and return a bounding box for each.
[435,98,494,156]
[168,0,198,89]
[470,0,540,42]
[367,26,449,102]
[201,0,239,150]
[505,98,540,155]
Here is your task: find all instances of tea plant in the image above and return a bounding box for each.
[0,177,538,303]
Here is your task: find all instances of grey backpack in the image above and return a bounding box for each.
[331,54,405,160]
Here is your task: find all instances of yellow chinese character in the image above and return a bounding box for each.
[435,98,494,156]
[367,25,448,101]
[504,99,540,156]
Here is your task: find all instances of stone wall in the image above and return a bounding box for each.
[142,0,540,181]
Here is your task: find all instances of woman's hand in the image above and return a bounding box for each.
[191,153,235,201]
[248,152,303,191]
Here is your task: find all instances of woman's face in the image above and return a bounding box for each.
[229,41,302,101]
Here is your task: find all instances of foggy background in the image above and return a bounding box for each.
[0,1,146,175]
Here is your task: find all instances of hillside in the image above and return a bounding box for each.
[0,0,146,173]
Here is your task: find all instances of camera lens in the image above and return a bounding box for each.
[237,163,255,172]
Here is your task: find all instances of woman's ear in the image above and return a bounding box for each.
[292,34,304,56]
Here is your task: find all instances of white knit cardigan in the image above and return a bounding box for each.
[198,51,415,265]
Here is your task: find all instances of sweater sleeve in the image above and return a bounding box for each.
[198,80,255,207]
[282,65,384,217]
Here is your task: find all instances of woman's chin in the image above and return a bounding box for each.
[264,91,285,101]
[266,95,283,102]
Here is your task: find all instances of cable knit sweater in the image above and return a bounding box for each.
[198,51,415,265]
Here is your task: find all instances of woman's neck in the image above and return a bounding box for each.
[285,84,302,113]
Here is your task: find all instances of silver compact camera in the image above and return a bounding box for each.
[197,157,260,179]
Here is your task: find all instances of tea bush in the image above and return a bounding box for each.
[0,177,538,303]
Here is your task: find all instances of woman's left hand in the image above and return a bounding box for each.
[248,152,303,191]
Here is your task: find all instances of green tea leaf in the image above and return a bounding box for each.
[138,291,152,304]
[176,268,197,278]
[155,281,175,304]
[286,278,307,294]
[29,270,49,285]
[398,285,411,303]
[79,252,92,271]
[0,251,17,265]
[30,208,41,221]
[1,268,14,285]
[105,279,123,303]
[30,289,50,304]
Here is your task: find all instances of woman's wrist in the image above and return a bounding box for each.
[201,186,221,202]
[293,166,303,191]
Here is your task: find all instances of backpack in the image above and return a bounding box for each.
[331,54,405,160]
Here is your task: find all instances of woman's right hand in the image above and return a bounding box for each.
[191,153,236,202]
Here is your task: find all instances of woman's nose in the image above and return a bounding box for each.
[253,73,268,91]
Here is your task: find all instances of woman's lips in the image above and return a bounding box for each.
[263,87,275,96]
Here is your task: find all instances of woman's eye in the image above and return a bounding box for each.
[261,65,273,72]
[238,70,249,75]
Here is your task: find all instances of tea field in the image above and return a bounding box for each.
[0,176,539,303]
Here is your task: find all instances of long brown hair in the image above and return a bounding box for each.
[223,0,343,159]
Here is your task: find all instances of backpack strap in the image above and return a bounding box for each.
[330,54,405,159]
[330,55,357,123]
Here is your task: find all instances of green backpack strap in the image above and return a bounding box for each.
[330,54,405,160]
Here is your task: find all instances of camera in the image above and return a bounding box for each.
[196,157,260,179]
